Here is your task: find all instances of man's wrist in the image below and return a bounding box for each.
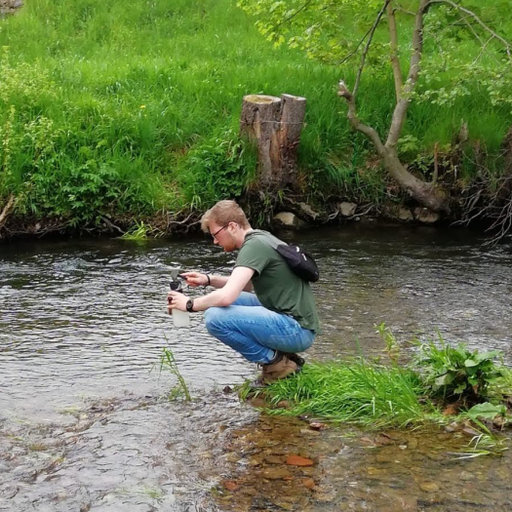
[204,274,211,286]
[186,299,195,312]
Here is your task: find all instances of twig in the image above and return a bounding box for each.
[272,0,314,31]
[353,0,391,101]
[427,0,512,59]
[101,215,124,234]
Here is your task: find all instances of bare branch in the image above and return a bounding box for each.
[338,80,386,154]
[427,0,512,59]
[387,1,403,101]
[386,0,430,148]
[337,28,373,66]
[272,0,314,31]
[353,0,391,100]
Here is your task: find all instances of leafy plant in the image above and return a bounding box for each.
[178,128,257,207]
[159,346,191,402]
[412,335,504,405]
[120,221,149,241]
[375,321,400,365]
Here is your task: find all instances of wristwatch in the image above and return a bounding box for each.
[185,299,194,312]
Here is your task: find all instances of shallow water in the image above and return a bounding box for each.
[1,224,511,511]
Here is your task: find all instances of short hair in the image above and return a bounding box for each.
[200,200,250,232]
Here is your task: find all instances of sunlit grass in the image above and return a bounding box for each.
[241,327,512,442]
[242,360,441,429]
[1,0,510,226]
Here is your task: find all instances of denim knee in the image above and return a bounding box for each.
[204,306,224,336]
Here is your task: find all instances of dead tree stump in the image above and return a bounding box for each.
[240,93,306,188]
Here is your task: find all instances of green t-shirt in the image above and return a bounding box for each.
[235,230,320,333]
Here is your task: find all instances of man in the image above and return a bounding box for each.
[167,200,320,385]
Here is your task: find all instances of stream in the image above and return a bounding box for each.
[1,224,511,511]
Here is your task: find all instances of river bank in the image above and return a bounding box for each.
[0,194,498,245]
[1,1,511,247]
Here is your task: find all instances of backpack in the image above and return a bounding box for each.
[252,230,320,282]
[275,243,320,282]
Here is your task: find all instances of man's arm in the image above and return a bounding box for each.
[181,271,253,292]
[168,266,255,313]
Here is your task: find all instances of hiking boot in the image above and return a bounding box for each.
[285,352,305,368]
[259,352,300,384]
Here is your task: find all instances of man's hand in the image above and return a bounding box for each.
[181,271,209,287]
[167,290,188,314]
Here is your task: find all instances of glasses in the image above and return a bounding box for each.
[211,224,229,240]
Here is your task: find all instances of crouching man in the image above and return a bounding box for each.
[167,200,320,385]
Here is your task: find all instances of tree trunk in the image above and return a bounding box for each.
[240,93,306,188]
[382,147,449,212]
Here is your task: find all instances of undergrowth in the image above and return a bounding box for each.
[240,325,512,454]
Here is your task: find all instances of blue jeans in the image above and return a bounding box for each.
[204,292,315,364]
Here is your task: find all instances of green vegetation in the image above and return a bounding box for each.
[241,327,512,446]
[413,336,506,406]
[0,1,511,234]
[159,346,191,401]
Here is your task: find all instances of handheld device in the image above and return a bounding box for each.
[169,268,183,292]
[168,268,190,328]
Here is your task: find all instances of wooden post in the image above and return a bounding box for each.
[240,93,306,188]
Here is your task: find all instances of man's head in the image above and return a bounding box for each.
[201,200,251,251]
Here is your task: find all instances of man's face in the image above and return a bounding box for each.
[209,221,236,252]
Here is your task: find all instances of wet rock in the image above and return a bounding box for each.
[298,202,319,220]
[273,211,308,229]
[299,427,321,436]
[337,201,357,217]
[264,455,285,464]
[308,421,328,431]
[459,470,475,481]
[414,207,440,224]
[313,484,337,503]
[419,481,440,492]
[302,477,316,490]
[286,454,314,466]
[222,479,239,491]
[272,499,295,511]
[407,437,418,449]
[398,207,414,221]
[260,467,292,480]
[375,451,398,463]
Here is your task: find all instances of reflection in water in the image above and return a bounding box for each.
[0,226,511,511]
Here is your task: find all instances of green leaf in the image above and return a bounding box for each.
[466,403,506,421]
[435,373,455,387]
[454,383,467,394]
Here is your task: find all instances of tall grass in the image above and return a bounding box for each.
[1,0,510,228]
[253,360,439,428]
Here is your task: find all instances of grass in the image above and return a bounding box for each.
[241,359,442,429]
[1,0,510,229]
[159,346,191,402]
[240,328,512,453]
